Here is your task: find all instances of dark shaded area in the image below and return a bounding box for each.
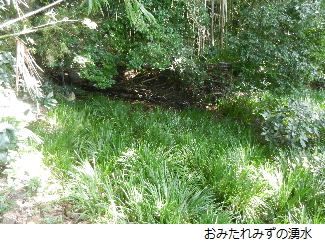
[57,63,233,110]
[98,70,203,109]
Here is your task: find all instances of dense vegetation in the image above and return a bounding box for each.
[1,0,325,223]
[28,90,325,223]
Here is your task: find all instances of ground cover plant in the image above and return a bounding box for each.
[2,0,325,225]
[28,89,325,224]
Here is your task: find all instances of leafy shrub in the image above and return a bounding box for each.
[31,1,211,89]
[0,45,58,168]
[0,190,14,214]
[261,100,325,148]
[0,51,14,88]
[0,51,43,166]
[0,85,42,165]
[223,0,325,89]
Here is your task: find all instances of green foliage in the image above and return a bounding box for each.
[6,0,325,93]
[40,90,58,110]
[261,100,325,148]
[0,52,43,166]
[124,0,156,31]
[30,0,210,88]
[81,0,110,14]
[0,53,20,165]
[0,190,14,214]
[0,51,14,88]
[223,0,325,89]
[0,85,42,165]
[27,92,325,223]
[5,0,325,224]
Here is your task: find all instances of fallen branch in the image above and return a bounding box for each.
[141,77,158,84]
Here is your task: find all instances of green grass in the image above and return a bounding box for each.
[0,190,14,214]
[29,89,325,223]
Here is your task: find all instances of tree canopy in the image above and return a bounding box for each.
[1,0,325,91]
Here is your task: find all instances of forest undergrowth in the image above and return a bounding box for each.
[25,87,325,224]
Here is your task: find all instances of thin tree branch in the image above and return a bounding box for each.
[0,19,79,39]
[0,0,66,30]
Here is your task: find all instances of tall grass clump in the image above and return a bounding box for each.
[29,91,325,223]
